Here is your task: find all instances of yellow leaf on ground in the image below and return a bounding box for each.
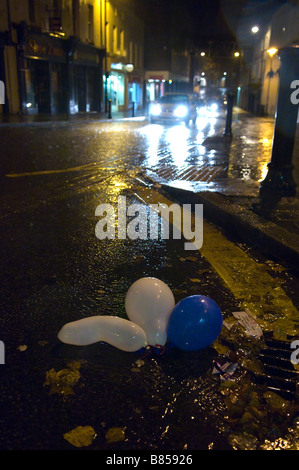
[63,425,96,447]
[105,427,125,444]
[44,361,82,395]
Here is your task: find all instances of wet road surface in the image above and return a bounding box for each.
[0,113,298,451]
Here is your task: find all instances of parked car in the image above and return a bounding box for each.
[150,93,197,125]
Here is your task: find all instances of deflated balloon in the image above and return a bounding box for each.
[125,277,175,346]
[58,315,148,352]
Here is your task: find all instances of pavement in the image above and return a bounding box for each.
[1,107,299,269]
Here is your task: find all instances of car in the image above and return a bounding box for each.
[149,93,197,125]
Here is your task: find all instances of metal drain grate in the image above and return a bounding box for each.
[255,337,298,400]
[148,164,225,184]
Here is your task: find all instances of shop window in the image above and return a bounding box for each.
[50,62,67,114]
[25,65,37,113]
[109,72,125,110]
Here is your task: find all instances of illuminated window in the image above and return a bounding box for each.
[120,30,125,55]
[113,25,118,54]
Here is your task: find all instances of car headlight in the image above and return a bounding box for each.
[174,105,188,118]
[210,103,218,112]
[150,104,162,116]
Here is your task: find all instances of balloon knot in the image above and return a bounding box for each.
[140,344,167,358]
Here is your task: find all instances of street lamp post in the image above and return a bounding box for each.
[260,46,299,197]
[223,92,234,139]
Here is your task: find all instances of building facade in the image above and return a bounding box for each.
[144,25,191,103]
[0,0,145,116]
[259,1,299,117]
[103,0,144,113]
[237,0,299,116]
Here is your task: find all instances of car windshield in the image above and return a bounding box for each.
[159,95,189,104]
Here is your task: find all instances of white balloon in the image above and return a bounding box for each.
[58,315,148,352]
[125,277,175,346]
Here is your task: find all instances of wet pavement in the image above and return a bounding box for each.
[0,110,298,452]
[139,109,299,268]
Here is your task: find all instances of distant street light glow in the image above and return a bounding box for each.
[251,26,259,33]
[267,47,278,57]
[234,51,240,57]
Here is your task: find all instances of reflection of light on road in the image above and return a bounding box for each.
[109,177,129,199]
[196,116,209,132]
[259,137,272,146]
[139,124,164,167]
[207,111,219,119]
[259,162,269,182]
[207,149,216,165]
[140,115,221,170]
[165,125,190,166]
[240,165,252,180]
[208,118,217,136]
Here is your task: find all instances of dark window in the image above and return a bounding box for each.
[28,0,35,23]
[88,4,94,42]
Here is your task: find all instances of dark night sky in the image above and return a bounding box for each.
[132,0,289,47]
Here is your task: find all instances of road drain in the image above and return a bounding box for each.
[146,164,226,184]
[255,337,298,400]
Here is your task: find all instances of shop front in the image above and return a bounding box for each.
[16,23,105,115]
[69,40,105,114]
[18,27,68,115]
[128,73,143,110]
[104,65,126,113]
[104,62,143,113]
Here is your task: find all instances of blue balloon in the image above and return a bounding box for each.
[167,295,223,351]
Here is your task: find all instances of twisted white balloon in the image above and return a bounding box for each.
[58,315,148,352]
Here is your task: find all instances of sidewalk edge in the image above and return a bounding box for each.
[159,183,299,269]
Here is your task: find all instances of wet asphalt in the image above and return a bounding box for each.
[0,114,298,451]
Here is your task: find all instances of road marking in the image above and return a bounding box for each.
[134,186,299,338]
[5,162,97,178]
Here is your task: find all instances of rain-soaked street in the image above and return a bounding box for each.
[0,110,298,453]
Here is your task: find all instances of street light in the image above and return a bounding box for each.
[267,47,278,58]
[251,26,259,34]
[234,51,240,57]
[265,47,278,114]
